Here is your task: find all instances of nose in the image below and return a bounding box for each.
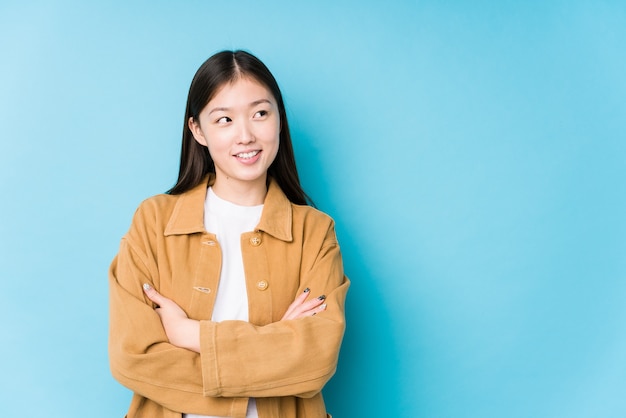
[237,120,255,144]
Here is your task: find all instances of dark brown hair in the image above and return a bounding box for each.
[167,50,310,205]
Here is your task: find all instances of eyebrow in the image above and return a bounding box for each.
[208,99,273,115]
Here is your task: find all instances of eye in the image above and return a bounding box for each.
[253,110,268,118]
[216,116,232,124]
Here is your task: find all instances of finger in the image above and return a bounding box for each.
[143,283,166,306]
[297,294,325,313]
[282,288,311,319]
[312,302,327,316]
[284,294,326,320]
[295,302,327,320]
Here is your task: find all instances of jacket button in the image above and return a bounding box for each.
[250,236,262,246]
[256,280,269,291]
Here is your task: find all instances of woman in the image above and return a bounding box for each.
[109,50,349,418]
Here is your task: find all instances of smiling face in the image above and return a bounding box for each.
[188,76,280,204]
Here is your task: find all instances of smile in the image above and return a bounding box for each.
[235,150,260,159]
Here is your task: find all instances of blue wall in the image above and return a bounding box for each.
[1,1,625,417]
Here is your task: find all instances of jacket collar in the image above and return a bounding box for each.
[164,175,293,242]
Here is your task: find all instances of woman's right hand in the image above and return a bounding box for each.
[281,288,327,320]
[143,283,201,353]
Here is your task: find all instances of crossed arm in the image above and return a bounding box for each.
[142,283,328,353]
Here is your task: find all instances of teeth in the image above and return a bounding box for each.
[236,151,259,159]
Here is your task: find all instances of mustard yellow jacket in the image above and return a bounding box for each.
[109,176,349,418]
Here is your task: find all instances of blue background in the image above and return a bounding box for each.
[1,1,625,417]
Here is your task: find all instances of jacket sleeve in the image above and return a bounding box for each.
[109,205,225,414]
[198,220,350,399]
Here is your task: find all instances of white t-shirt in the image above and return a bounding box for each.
[184,187,263,418]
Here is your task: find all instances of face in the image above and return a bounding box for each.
[189,77,280,197]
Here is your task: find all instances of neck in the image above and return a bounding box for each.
[211,175,268,206]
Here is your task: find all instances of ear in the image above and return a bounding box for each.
[188,116,207,146]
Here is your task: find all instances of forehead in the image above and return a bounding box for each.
[209,76,276,106]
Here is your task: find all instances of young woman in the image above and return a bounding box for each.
[109,50,349,418]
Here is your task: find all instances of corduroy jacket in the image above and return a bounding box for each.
[109,176,349,418]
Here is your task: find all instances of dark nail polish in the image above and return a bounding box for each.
[318,295,326,301]
[304,287,310,293]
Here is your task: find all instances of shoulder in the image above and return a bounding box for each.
[291,203,339,245]
[133,193,180,223]
[123,193,180,241]
[130,179,208,236]
[291,203,335,226]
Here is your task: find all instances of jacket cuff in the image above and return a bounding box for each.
[200,320,220,396]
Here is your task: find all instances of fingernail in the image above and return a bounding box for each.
[143,283,151,291]
[303,287,310,293]
[320,303,327,310]
[317,295,326,301]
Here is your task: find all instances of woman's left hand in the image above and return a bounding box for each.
[143,283,201,353]
[281,288,327,320]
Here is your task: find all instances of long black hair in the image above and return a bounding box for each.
[167,50,310,205]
